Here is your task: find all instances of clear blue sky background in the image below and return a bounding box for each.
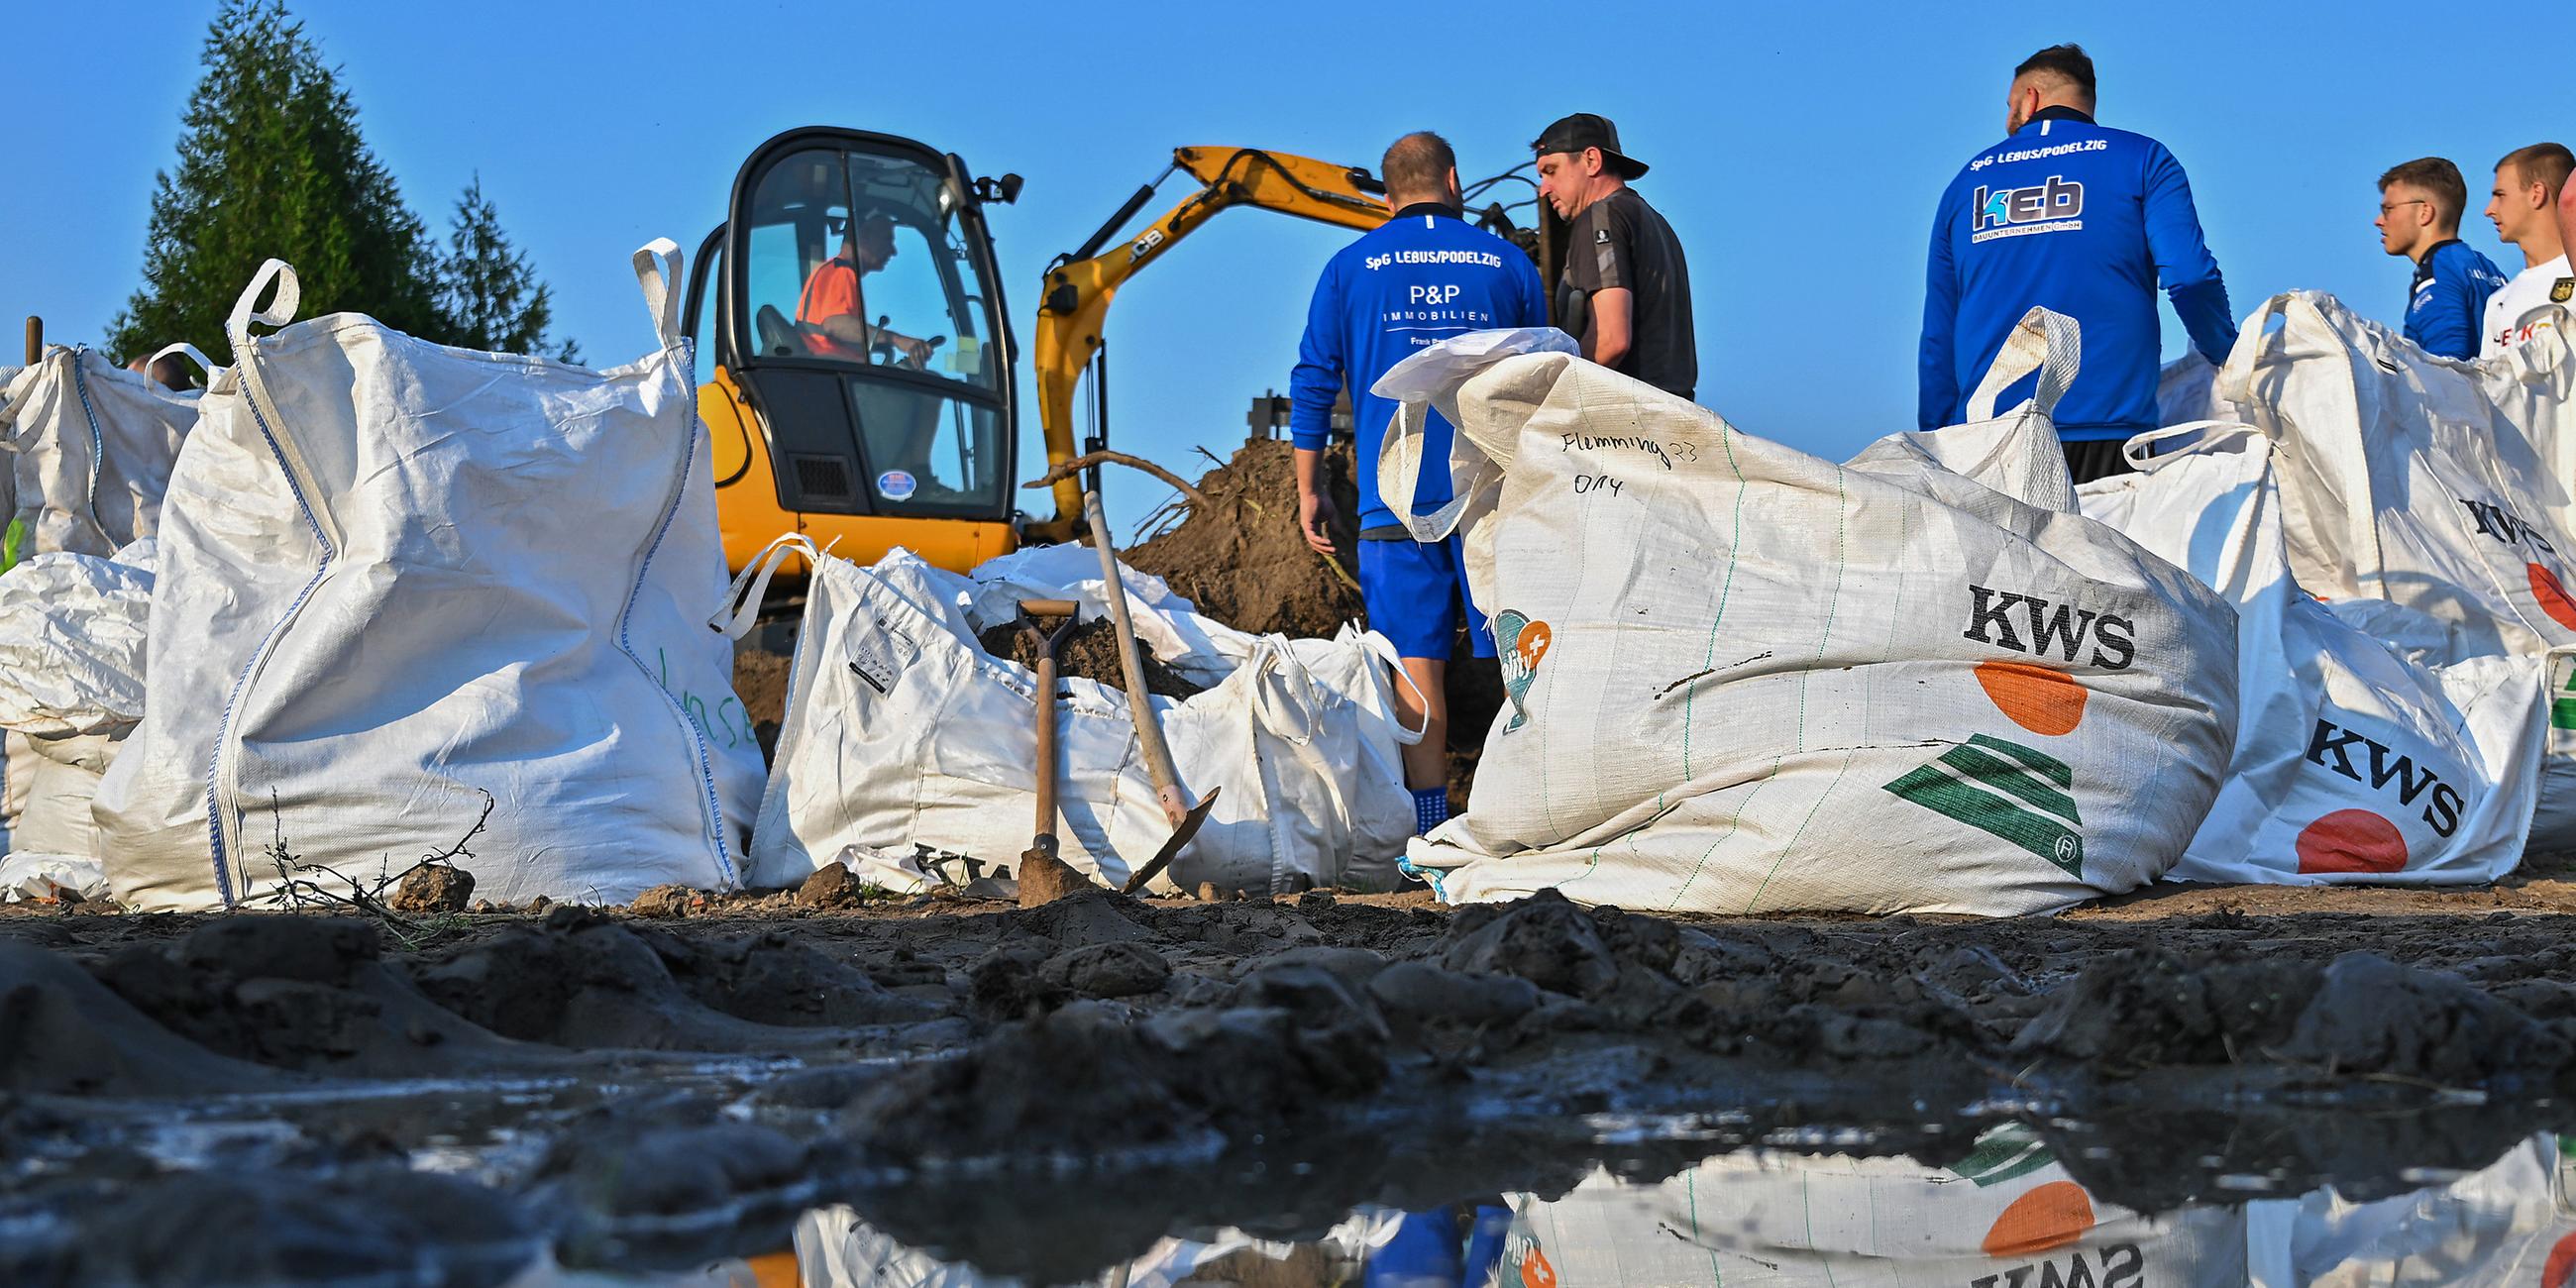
[8,1,2569,537]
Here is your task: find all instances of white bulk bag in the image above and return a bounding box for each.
[2213,291,2576,658]
[2481,305,2576,535]
[0,539,155,738]
[1502,1134,2249,1288]
[2078,425,2548,882]
[1384,313,2237,915]
[0,540,157,870]
[2247,1134,2568,1287]
[14,733,115,864]
[0,345,199,557]
[94,243,760,912]
[730,538,1419,896]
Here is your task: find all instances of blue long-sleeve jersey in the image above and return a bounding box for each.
[1920,107,2235,440]
[2406,239,2509,361]
[1291,205,1547,530]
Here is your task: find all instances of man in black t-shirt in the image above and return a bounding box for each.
[1533,113,1697,398]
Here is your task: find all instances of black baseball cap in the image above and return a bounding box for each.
[1531,113,1648,179]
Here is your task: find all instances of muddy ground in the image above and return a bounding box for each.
[13,868,2576,1283]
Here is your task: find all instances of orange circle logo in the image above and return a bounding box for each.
[1520,1248,1557,1288]
[1974,661,2090,736]
[2296,809,2408,875]
[2530,564,2576,632]
[1983,1181,2096,1257]
[2542,1231,2576,1288]
[1516,621,1553,672]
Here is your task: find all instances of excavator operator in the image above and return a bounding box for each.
[796,213,936,367]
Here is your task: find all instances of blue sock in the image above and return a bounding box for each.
[1412,787,1451,834]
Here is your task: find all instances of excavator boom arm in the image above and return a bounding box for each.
[1030,147,1389,539]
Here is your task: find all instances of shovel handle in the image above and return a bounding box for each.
[1031,644,1061,841]
[1024,607,1079,843]
[1082,489,1191,826]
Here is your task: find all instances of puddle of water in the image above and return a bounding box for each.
[14,1053,2576,1286]
[523,1128,2576,1287]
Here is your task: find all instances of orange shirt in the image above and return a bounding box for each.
[796,259,865,359]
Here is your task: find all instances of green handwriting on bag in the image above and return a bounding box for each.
[657,646,753,750]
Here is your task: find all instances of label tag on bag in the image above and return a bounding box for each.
[845,616,913,695]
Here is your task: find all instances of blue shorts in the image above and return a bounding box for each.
[1356,535,1496,661]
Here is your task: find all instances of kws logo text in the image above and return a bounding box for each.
[1963,585,2136,670]
[2308,719,2465,836]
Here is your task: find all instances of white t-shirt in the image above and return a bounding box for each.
[2482,253,2573,358]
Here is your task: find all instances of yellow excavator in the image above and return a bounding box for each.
[1024,147,1401,543]
[690,129,1547,571]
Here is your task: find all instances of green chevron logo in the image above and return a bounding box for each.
[1883,734,2085,877]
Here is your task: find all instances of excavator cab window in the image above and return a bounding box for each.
[725,137,1011,519]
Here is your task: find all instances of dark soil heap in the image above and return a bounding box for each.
[974,617,1205,699]
[732,648,792,759]
[1122,436,1363,638]
[1119,436,1501,808]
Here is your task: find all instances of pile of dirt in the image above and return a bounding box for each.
[732,646,792,756]
[975,617,1205,699]
[1122,436,1363,638]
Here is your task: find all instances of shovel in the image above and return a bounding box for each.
[1017,598,1090,908]
[1082,490,1220,896]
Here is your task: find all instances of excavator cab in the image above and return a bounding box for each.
[687,127,1023,574]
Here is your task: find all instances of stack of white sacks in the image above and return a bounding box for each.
[726,537,1420,898]
[0,242,1420,910]
[1387,291,2576,912]
[2126,291,2576,881]
[0,244,766,910]
[5,246,2566,912]
[0,345,197,898]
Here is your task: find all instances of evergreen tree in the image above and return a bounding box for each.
[110,0,442,362]
[437,176,578,362]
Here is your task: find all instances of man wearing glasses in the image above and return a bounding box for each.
[2375,159,2507,361]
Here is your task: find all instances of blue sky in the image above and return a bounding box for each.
[8,1,2569,535]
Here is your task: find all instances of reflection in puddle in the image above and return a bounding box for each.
[664,1129,2576,1287]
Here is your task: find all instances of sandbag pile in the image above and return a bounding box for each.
[2125,293,2576,871]
[93,243,761,912]
[2198,292,2576,659]
[2079,426,2549,884]
[0,346,198,896]
[729,536,1420,897]
[1380,313,2239,915]
[0,539,157,898]
[0,344,198,558]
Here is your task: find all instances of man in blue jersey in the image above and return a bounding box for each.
[2376,158,2507,360]
[1920,44,2236,483]
[1291,131,1547,832]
